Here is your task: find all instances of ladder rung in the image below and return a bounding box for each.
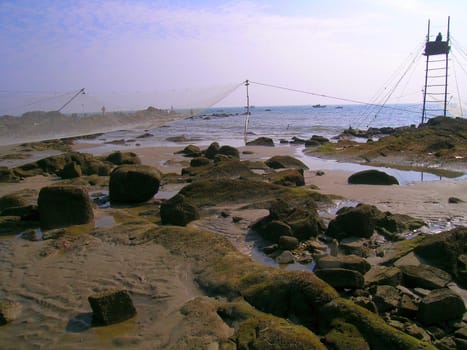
[427,68,447,71]
[426,84,447,87]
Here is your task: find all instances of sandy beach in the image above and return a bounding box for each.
[0,140,466,349]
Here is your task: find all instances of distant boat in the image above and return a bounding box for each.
[335,106,343,109]
[312,104,326,108]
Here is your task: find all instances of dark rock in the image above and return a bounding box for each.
[417,288,466,325]
[0,167,20,182]
[398,294,418,318]
[316,170,325,176]
[269,168,305,186]
[326,204,382,239]
[0,194,28,211]
[177,144,201,157]
[265,155,308,170]
[246,137,274,147]
[275,250,295,264]
[348,170,399,185]
[400,265,452,290]
[105,151,141,165]
[261,244,279,254]
[373,285,401,312]
[160,194,199,226]
[38,185,94,230]
[204,142,220,159]
[58,161,82,179]
[315,268,364,289]
[109,165,161,203]
[339,238,370,257]
[1,205,39,221]
[252,199,325,242]
[455,337,467,350]
[190,156,211,167]
[217,145,239,158]
[262,220,293,242]
[352,296,377,313]
[278,235,299,250]
[364,266,402,287]
[88,289,136,326]
[0,301,22,325]
[316,255,371,274]
[414,226,467,280]
[449,197,465,204]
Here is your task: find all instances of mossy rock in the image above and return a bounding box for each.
[182,159,258,179]
[323,318,370,350]
[203,142,220,159]
[348,169,399,185]
[327,204,383,239]
[105,151,141,165]
[219,300,326,350]
[246,137,275,147]
[217,145,240,158]
[160,194,199,226]
[321,298,436,350]
[0,193,29,211]
[178,178,330,208]
[268,168,305,186]
[265,155,309,170]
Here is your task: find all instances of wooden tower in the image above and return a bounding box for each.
[421,17,450,124]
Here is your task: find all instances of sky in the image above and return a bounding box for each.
[1,0,466,113]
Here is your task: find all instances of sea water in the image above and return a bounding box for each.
[76,103,466,184]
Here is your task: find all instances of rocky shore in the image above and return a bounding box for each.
[0,129,466,349]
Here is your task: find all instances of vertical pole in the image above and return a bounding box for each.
[244,80,250,143]
[443,16,450,117]
[421,20,430,124]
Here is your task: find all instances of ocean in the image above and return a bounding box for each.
[75,103,466,185]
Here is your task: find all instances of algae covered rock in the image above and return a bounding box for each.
[58,161,82,179]
[109,164,161,203]
[218,300,326,350]
[105,151,141,165]
[204,142,220,159]
[252,199,325,242]
[323,319,370,350]
[269,168,305,187]
[217,145,239,158]
[160,194,199,226]
[38,185,94,230]
[88,289,136,326]
[246,137,275,147]
[265,155,309,170]
[0,193,29,211]
[348,169,399,185]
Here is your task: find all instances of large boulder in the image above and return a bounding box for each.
[400,265,452,290]
[217,145,240,158]
[88,289,136,326]
[109,165,161,203]
[105,151,141,165]
[364,266,402,287]
[326,204,382,239]
[348,170,399,185]
[246,137,274,147]
[265,155,308,170]
[417,288,466,325]
[315,268,364,290]
[38,185,94,230]
[316,255,371,275]
[58,161,82,179]
[414,226,467,280]
[160,194,200,226]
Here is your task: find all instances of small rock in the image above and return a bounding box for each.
[0,301,22,325]
[449,197,464,204]
[278,235,299,250]
[88,289,136,326]
[315,268,364,289]
[373,285,401,312]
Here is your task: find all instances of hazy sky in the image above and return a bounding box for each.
[1,0,466,112]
